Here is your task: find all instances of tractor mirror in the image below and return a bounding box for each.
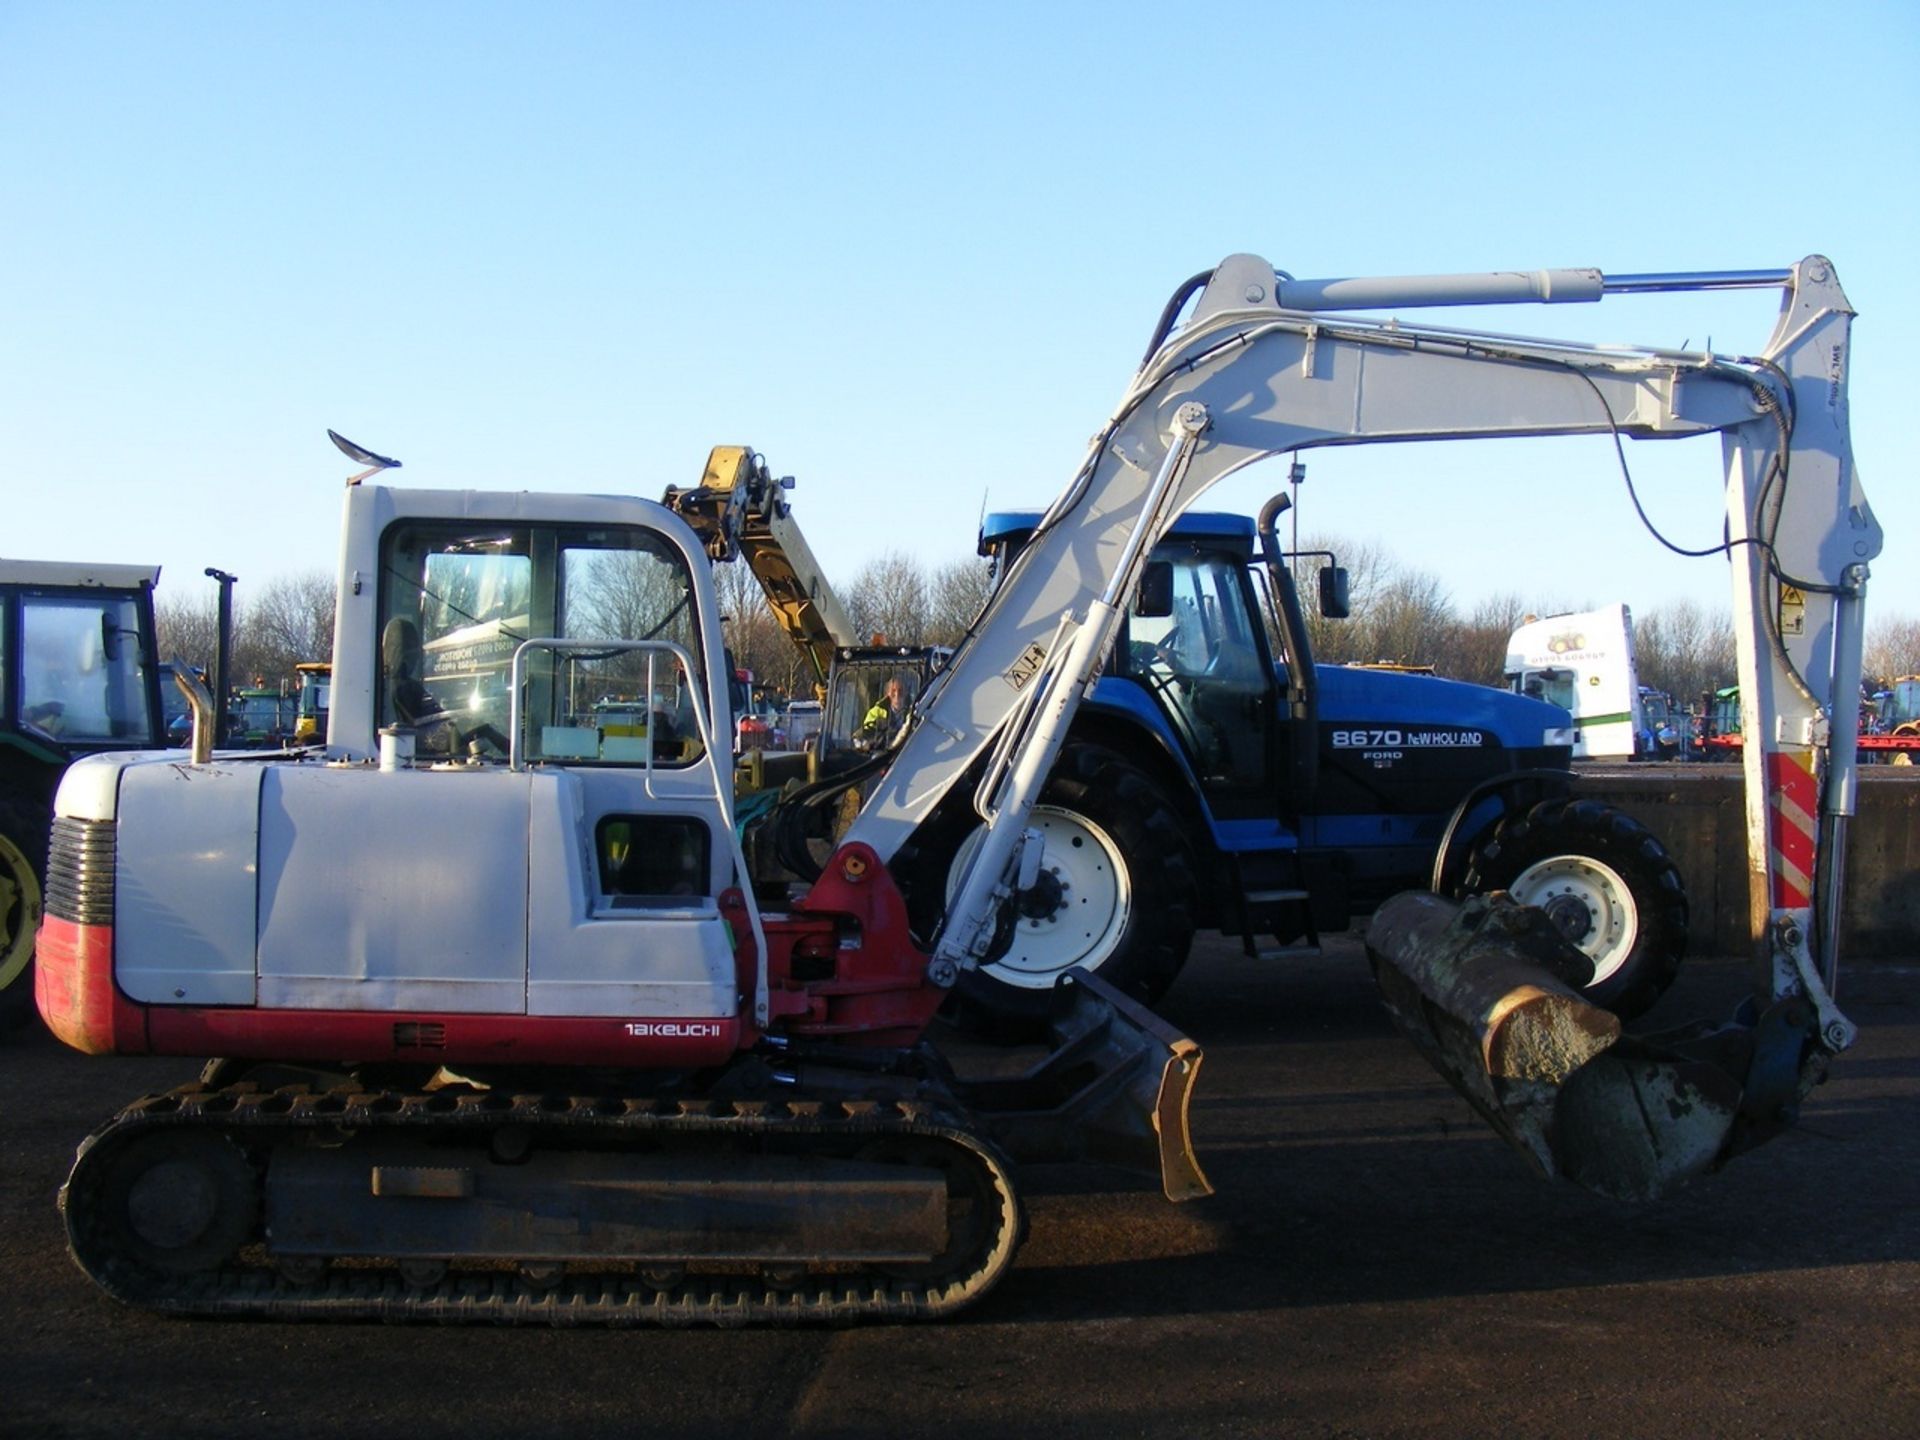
[1136,561,1174,618]
[1319,566,1351,620]
[99,611,123,662]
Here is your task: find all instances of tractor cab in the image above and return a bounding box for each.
[1,562,164,758]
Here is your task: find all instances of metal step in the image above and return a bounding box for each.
[1226,853,1321,961]
[1243,888,1310,906]
[1246,943,1323,961]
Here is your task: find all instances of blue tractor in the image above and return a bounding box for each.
[918,498,1686,1022]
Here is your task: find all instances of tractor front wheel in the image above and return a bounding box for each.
[1459,797,1687,1020]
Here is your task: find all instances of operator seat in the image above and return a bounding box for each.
[380,616,439,730]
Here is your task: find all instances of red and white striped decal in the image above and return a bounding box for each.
[1765,751,1818,909]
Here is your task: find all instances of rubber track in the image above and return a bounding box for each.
[62,1082,1023,1326]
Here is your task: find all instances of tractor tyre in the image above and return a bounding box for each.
[916,744,1198,1027]
[1459,797,1687,1020]
[0,795,50,1031]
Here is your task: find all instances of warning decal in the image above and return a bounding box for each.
[1779,584,1806,637]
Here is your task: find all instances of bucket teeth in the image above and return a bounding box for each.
[955,966,1212,1204]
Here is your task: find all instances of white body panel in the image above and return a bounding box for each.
[55,751,133,821]
[251,766,734,1015]
[115,759,262,1006]
[1505,604,1644,759]
[524,770,735,1018]
[256,767,533,1012]
[69,738,738,1019]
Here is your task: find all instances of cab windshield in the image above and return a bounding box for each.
[378,522,707,764]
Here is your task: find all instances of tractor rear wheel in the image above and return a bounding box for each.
[922,744,1198,1024]
[0,795,49,1030]
[1459,797,1687,1020]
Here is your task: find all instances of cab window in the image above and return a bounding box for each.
[378,522,706,765]
[17,593,155,745]
[1121,552,1266,691]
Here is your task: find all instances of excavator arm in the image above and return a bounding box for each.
[834,253,1876,1198]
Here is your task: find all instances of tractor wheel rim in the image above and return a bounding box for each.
[1505,853,1638,985]
[0,833,41,992]
[947,806,1132,989]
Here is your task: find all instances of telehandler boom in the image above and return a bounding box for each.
[661,444,856,692]
[38,253,1876,1321]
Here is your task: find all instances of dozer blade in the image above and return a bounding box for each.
[949,966,1212,1202]
[1367,891,1745,1203]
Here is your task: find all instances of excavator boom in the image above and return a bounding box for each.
[835,253,1874,1199]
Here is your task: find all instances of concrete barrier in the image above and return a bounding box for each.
[1574,764,1918,959]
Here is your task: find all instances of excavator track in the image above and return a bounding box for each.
[62,1078,1023,1326]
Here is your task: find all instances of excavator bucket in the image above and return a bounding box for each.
[1367,891,1751,1203]
[952,967,1212,1203]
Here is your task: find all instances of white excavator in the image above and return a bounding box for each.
[38,252,1875,1322]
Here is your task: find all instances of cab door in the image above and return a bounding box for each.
[1120,548,1278,817]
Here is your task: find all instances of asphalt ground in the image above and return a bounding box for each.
[4,936,1916,1440]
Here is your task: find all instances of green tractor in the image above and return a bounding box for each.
[1,561,167,1026]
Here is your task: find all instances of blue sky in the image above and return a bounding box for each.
[5,1,1916,630]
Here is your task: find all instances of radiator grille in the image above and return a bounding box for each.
[45,817,115,926]
[392,1022,447,1050]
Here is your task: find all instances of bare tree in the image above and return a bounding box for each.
[711,560,810,697]
[711,549,991,700]
[845,551,929,648]
[155,590,220,672]
[1447,591,1534,686]
[1864,610,1920,686]
[927,557,993,646]
[562,546,703,700]
[233,571,336,687]
[1300,534,1390,662]
[1301,534,1455,668]
[567,549,694,638]
[1366,567,1455,667]
[1635,599,1736,706]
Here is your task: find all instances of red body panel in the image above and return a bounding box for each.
[38,915,742,1066]
[1857,734,1920,752]
[144,1008,743,1068]
[1699,733,1919,755]
[782,844,945,1045]
[37,916,148,1054]
[40,851,941,1066]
